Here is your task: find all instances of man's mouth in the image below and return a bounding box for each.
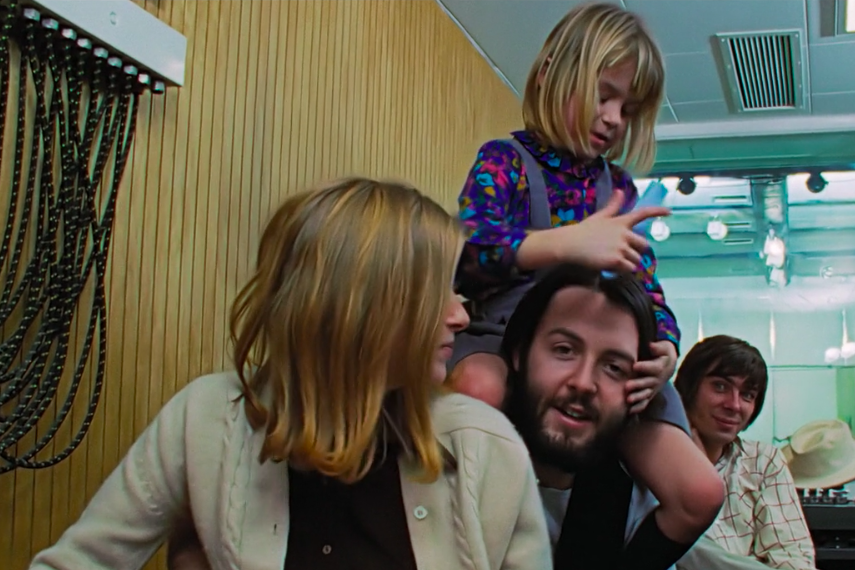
[713,416,740,428]
[556,405,594,423]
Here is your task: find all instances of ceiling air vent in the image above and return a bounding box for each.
[716,30,807,113]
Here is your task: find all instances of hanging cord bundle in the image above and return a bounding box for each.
[0,1,162,473]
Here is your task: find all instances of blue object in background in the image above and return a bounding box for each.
[632,180,668,236]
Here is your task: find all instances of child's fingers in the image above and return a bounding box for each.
[622,245,642,267]
[648,340,676,358]
[629,393,653,414]
[632,357,667,379]
[626,231,649,253]
[622,205,671,227]
[626,380,657,402]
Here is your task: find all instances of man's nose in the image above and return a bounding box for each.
[722,389,741,410]
[564,359,597,394]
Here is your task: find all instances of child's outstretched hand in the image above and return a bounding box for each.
[625,340,678,414]
[563,189,670,273]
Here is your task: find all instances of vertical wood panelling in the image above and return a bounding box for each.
[0,1,521,569]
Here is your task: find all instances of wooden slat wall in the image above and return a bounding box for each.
[0,1,521,569]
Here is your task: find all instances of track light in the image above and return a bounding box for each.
[706,218,728,241]
[677,176,696,195]
[649,218,670,241]
[806,172,827,193]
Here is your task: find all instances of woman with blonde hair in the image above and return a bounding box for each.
[30,178,551,570]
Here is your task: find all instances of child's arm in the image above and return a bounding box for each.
[633,253,680,346]
[613,169,681,347]
[617,278,724,552]
[457,151,670,299]
[517,189,669,273]
[617,172,725,551]
[625,255,680,413]
[621,421,725,546]
[618,172,681,410]
[455,140,528,300]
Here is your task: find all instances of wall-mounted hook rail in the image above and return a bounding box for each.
[19,0,185,86]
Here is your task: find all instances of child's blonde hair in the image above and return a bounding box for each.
[522,2,664,173]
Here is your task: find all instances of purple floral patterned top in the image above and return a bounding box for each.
[456,130,680,346]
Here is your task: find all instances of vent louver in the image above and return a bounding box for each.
[716,31,806,113]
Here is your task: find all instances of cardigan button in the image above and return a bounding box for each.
[413,505,428,520]
[322,545,332,555]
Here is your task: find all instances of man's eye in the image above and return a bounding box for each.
[605,363,629,379]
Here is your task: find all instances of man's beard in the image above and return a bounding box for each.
[512,384,628,473]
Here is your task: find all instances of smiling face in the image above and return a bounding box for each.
[674,335,769,461]
[513,286,637,474]
[688,375,758,450]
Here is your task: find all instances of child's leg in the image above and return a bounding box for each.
[619,420,724,544]
[446,353,508,409]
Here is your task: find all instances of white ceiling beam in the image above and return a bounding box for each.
[655,114,855,140]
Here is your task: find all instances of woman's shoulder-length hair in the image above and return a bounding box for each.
[230,177,461,483]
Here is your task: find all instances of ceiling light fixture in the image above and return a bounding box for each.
[649,218,670,242]
[706,218,728,241]
[806,171,827,193]
[677,176,696,195]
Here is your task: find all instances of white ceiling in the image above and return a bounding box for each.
[437,0,855,173]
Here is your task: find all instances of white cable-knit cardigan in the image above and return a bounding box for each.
[29,372,551,570]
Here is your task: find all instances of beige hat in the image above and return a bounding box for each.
[781,419,855,489]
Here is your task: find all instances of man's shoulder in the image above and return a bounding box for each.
[735,438,790,475]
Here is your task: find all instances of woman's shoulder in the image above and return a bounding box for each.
[179,371,244,408]
[430,391,525,446]
[156,371,246,436]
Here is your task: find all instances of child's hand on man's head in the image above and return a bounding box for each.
[625,340,678,414]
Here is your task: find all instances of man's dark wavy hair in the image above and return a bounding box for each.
[500,263,661,417]
[675,335,768,427]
